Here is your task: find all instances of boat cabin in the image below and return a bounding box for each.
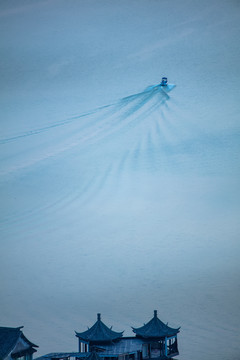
[160,78,168,86]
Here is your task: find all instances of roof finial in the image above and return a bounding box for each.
[154,310,157,318]
[97,313,101,321]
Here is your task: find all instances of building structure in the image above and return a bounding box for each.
[0,326,38,360]
[36,311,180,360]
[75,313,123,353]
[132,310,179,358]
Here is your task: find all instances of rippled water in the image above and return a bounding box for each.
[1,83,240,360]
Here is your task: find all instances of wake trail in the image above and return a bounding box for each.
[0,83,178,227]
[0,86,169,145]
[0,104,113,145]
[0,84,175,178]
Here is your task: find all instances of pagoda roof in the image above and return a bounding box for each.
[132,310,180,338]
[0,326,38,360]
[75,314,124,343]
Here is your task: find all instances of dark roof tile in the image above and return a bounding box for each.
[0,326,38,360]
[0,327,22,359]
[76,314,123,343]
[85,352,102,360]
[132,310,180,338]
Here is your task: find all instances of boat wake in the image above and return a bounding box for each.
[0,85,175,177]
[0,84,178,228]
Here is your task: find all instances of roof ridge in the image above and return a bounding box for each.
[132,310,180,338]
[76,314,123,342]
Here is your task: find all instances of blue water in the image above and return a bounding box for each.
[1,1,240,359]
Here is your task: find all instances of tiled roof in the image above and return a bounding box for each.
[76,314,123,343]
[0,327,22,360]
[0,326,38,360]
[132,310,180,338]
[85,352,102,360]
[34,352,89,360]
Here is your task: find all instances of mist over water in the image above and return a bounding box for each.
[1,1,240,360]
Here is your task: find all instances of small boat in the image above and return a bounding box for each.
[145,77,175,93]
[160,77,168,86]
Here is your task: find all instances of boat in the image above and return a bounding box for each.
[145,77,176,93]
[160,77,168,86]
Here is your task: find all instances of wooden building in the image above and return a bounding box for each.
[75,313,124,353]
[132,310,179,359]
[0,326,38,360]
[36,311,180,360]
